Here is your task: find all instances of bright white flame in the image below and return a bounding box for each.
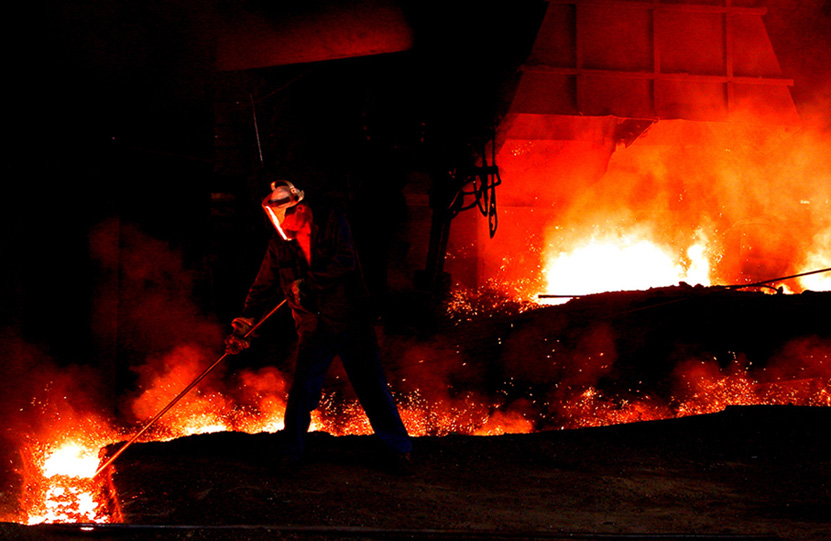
[180,414,228,436]
[541,233,710,303]
[255,420,285,433]
[76,492,99,517]
[802,271,831,291]
[42,443,99,479]
[799,227,831,291]
[685,242,710,286]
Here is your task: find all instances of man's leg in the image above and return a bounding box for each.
[282,331,337,459]
[339,326,412,455]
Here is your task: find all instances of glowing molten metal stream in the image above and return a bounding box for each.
[25,440,119,525]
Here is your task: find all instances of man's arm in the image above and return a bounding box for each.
[241,237,285,320]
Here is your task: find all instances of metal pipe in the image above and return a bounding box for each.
[724,267,831,290]
[94,300,288,477]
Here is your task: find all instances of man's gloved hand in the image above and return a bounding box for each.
[290,279,310,307]
[290,279,303,300]
[224,317,254,355]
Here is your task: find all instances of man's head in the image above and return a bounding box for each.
[279,203,312,239]
[262,180,309,240]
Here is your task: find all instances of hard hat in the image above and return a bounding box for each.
[262,180,305,240]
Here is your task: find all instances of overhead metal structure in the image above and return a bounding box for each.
[215,0,414,71]
[504,0,799,142]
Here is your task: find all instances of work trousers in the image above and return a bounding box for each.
[282,324,412,459]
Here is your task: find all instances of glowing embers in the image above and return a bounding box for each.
[550,346,831,430]
[25,440,120,525]
[539,230,711,304]
[395,391,534,437]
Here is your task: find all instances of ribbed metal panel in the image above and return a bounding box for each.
[505,0,798,130]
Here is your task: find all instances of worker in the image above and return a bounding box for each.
[225,180,413,473]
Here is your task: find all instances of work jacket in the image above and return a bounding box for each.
[242,205,373,334]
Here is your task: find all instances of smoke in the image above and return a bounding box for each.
[125,343,294,437]
[90,221,224,360]
[128,344,230,430]
[0,331,112,442]
[666,334,831,415]
[756,335,831,387]
[88,222,296,436]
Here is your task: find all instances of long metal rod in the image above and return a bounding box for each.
[250,93,264,167]
[724,267,831,290]
[94,300,287,477]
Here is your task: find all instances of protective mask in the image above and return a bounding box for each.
[262,180,305,240]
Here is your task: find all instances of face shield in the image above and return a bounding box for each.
[262,180,305,240]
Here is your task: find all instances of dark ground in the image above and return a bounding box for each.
[2,405,829,540]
